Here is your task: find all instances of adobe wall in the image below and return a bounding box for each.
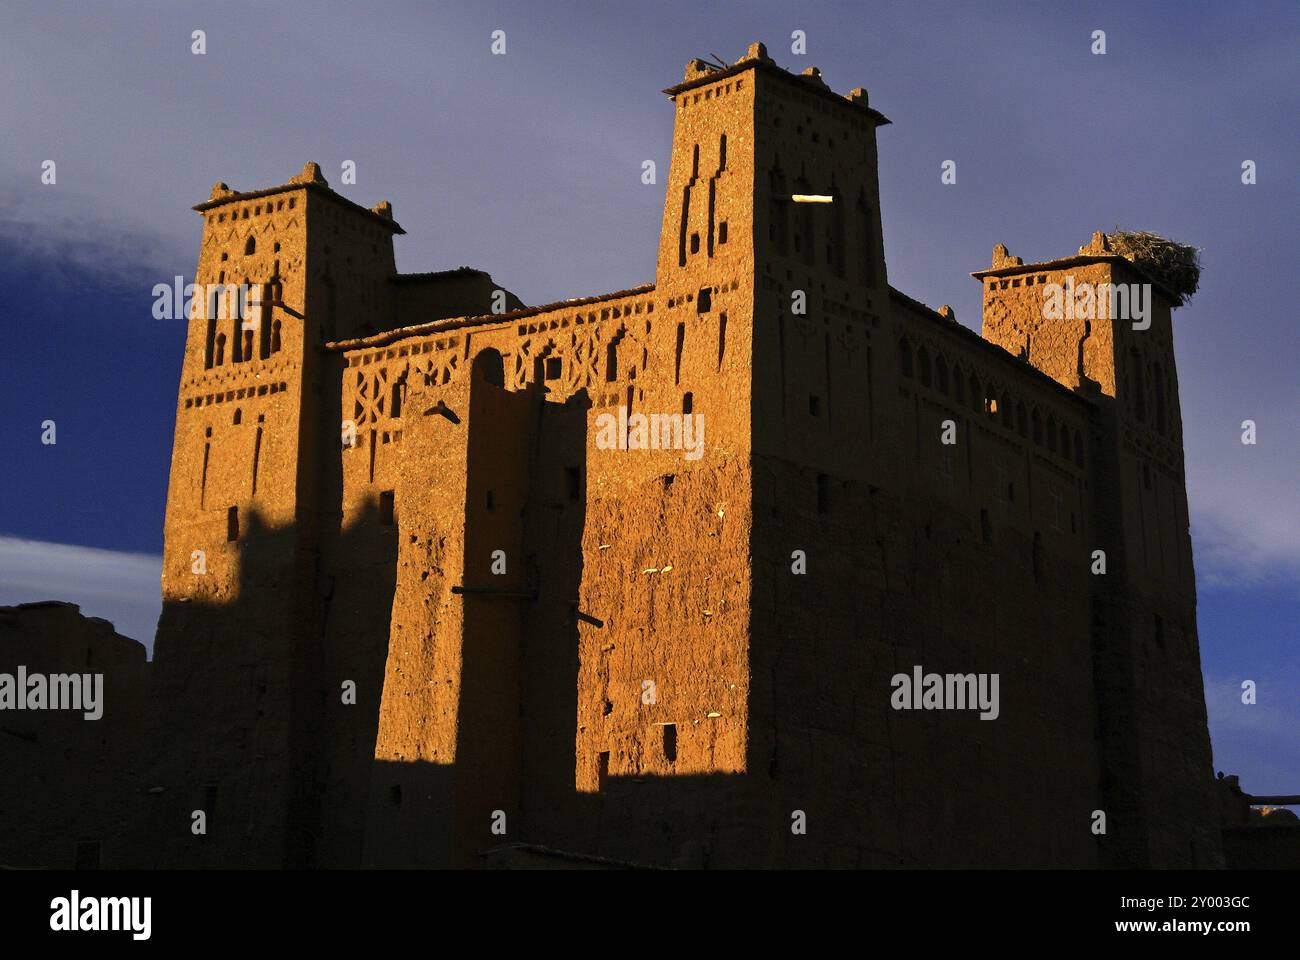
[325,272,758,865]
[392,270,524,323]
[0,603,147,869]
[748,299,1102,866]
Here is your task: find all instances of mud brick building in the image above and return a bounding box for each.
[2,42,1222,869]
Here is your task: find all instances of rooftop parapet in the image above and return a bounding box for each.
[664,40,891,127]
[193,161,404,234]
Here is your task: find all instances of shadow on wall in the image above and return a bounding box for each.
[7,345,1126,870]
[131,492,397,869]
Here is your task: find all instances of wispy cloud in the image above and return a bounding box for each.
[0,537,160,654]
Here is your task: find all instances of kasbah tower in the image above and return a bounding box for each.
[140,41,1220,869]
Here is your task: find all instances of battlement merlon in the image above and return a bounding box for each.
[192,161,406,234]
[663,40,891,127]
[971,235,1182,305]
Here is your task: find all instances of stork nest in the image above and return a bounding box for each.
[1104,230,1201,306]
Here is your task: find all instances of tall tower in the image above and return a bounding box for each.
[975,233,1220,866]
[145,163,403,867]
[649,46,901,866]
[657,43,891,469]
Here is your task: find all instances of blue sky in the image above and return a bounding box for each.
[0,1,1295,802]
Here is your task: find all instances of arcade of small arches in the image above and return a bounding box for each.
[898,334,1087,469]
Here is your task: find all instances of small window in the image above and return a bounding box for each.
[244,236,256,256]
[718,221,728,244]
[379,490,395,525]
[682,392,694,415]
[227,506,239,542]
[662,723,677,763]
[697,287,712,313]
[597,752,610,791]
[545,356,562,380]
[605,342,618,381]
[690,233,700,254]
